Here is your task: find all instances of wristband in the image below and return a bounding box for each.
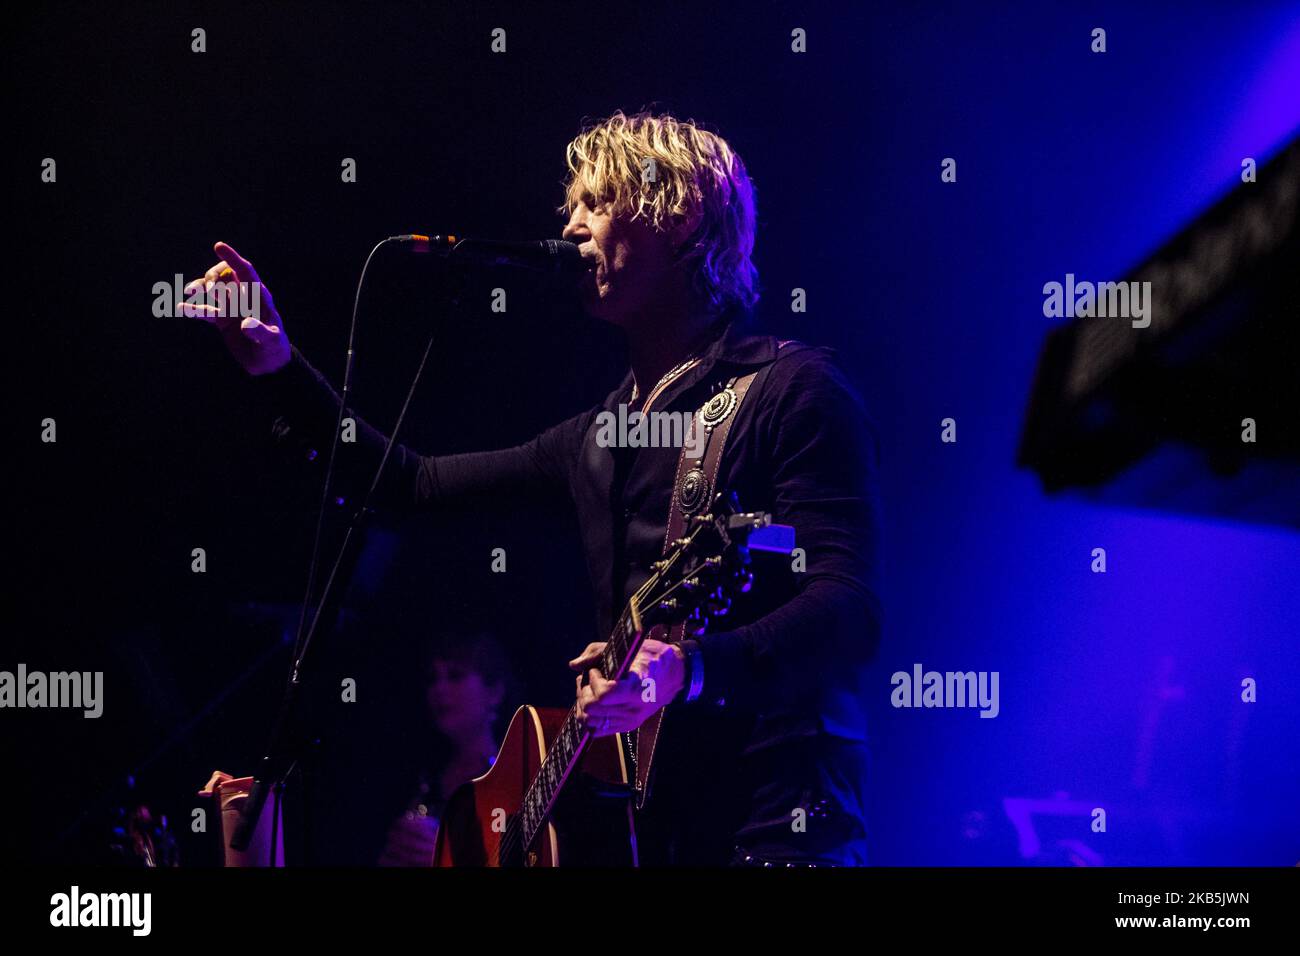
[679,639,704,703]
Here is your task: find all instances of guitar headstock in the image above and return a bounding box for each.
[634,492,778,634]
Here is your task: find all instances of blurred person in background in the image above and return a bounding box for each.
[377,631,514,866]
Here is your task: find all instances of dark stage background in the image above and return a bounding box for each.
[7,1,1300,866]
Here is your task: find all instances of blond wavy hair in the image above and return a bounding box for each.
[559,111,758,313]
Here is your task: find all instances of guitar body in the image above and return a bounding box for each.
[433,705,637,867]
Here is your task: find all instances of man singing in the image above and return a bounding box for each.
[183,110,881,866]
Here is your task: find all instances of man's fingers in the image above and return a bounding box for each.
[240,317,281,344]
[584,670,645,712]
[176,300,246,334]
[203,260,234,286]
[176,301,222,321]
[182,264,240,310]
[569,642,606,671]
[584,706,638,736]
[584,697,642,719]
[574,679,591,726]
[214,241,261,285]
[197,770,234,796]
[577,678,639,735]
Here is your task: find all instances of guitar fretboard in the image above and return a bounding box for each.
[514,606,643,857]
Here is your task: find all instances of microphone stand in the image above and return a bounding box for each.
[230,241,463,858]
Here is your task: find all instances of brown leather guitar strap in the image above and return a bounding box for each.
[629,364,766,809]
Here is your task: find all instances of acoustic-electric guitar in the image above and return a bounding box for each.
[433,494,787,867]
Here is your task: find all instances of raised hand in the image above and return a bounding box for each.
[178,241,291,376]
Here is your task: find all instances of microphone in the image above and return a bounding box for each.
[389,234,585,278]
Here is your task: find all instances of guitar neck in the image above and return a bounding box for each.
[515,597,646,855]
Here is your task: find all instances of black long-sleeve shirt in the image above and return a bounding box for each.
[260,318,882,864]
